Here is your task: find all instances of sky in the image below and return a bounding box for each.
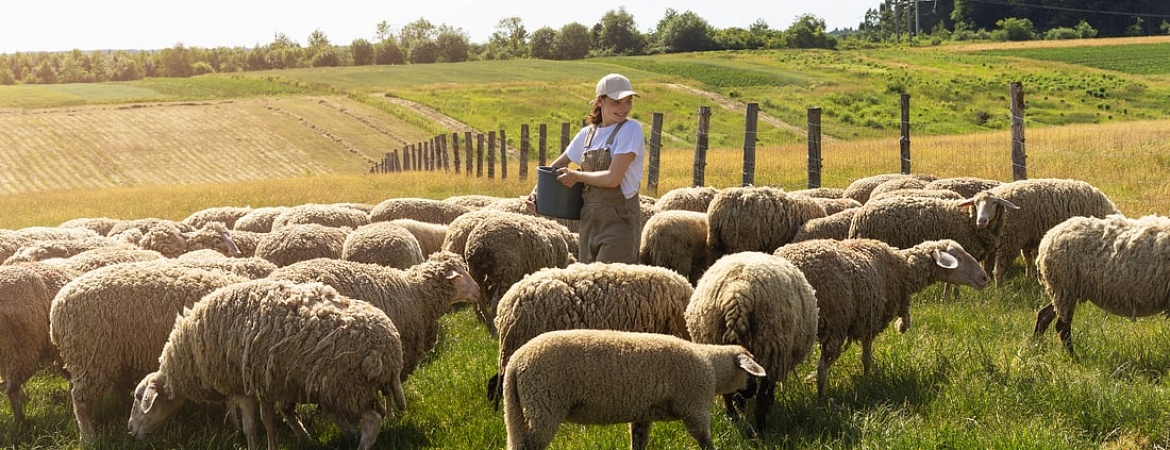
[0,0,878,54]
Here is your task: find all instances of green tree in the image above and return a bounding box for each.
[399,18,437,57]
[409,40,439,64]
[0,65,14,85]
[159,43,193,77]
[487,17,528,59]
[351,38,375,65]
[655,9,716,53]
[1076,19,1098,38]
[554,22,591,60]
[529,26,557,59]
[436,26,471,62]
[376,40,405,65]
[33,59,57,84]
[994,17,1035,41]
[596,7,644,55]
[785,14,837,49]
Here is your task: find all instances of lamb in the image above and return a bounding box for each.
[503,329,765,450]
[233,206,290,233]
[127,279,405,450]
[684,251,818,429]
[706,185,826,260]
[774,238,989,396]
[975,178,1119,284]
[639,209,710,285]
[0,263,78,421]
[267,251,479,381]
[791,208,859,242]
[49,260,249,441]
[341,221,425,269]
[270,203,370,230]
[369,197,472,224]
[923,176,1004,198]
[463,215,575,333]
[842,173,936,204]
[181,206,254,230]
[1033,214,1170,357]
[653,186,719,213]
[490,262,694,405]
[388,218,448,257]
[254,223,348,267]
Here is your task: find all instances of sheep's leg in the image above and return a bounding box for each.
[356,410,383,450]
[680,415,715,450]
[70,387,97,442]
[5,380,26,421]
[720,393,737,419]
[1033,303,1056,336]
[753,378,775,430]
[994,248,1013,286]
[1055,316,1076,358]
[235,396,260,450]
[277,402,311,440]
[630,421,652,450]
[816,339,843,396]
[258,400,281,450]
[1022,247,1039,279]
[860,338,875,377]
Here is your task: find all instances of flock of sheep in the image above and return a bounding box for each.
[0,172,1160,450]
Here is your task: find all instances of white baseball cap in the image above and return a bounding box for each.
[595,73,637,99]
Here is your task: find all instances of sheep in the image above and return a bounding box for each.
[923,176,1004,198]
[490,262,693,405]
[639,209,710,285]
[49,260,249,441]
[181,206,254,230]
[388,218,448,257]
[369,197,472,224]
[842,173,936,204]
[443,194,505,210]
[1032,214,1170,357]
[107,218,195,237]
[791,208,859,242]
[341,221,425,269]
[442,209,576,260]
[503,329,765,450]
[172,255,279,280]
[234,206,290,233]
[684,251,818,429]
[653,186,719,213]
[0,263,78,421]
[485,197,582,233]
[774,238,989,396]
[805,196,862,215]
[867,176,931,200]
[975,178,1119,285]
[0,226,108,263]
[2,235,119,265]
[463,215,575,333]
[868,188,964,202]
[788,187,845,199]
[58,217,122,236]
[128,279,405,450]
[706,185,826,260]
[254,223,348,267]
[267,251,479,381]
[270,203,370,230]
[42,245,164,273]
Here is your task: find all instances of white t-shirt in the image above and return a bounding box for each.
[564,119,645,199]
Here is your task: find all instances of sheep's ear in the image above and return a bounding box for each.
[957,198,975,208]
[140,384,159,414]
[445,269,459,280]
[737,354,767,377]
[995,197,1021,210]
[933,249,959,269]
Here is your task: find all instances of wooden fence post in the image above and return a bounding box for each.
[464,131,473,176]
[439,134,449,171]
[499,129,508,180]
[476,133,484,178]
[538,124,548,167]
[402,145,411,171]
[487,131,496,179]
[452,132,461,174]
[520,125,530,180]
[693,106,711,187]
[900,93,911,174]
[743,103,758,186]
[1011,81,1028,181]
[807,107,823,189]
[647,113,663,196]
[561,123,571,158]
[425,140,433,171]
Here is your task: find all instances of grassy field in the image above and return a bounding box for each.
[3,37,1170,449]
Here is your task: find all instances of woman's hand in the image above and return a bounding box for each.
[556,167,579,187]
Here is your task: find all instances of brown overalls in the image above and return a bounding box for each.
[578,120,642,263]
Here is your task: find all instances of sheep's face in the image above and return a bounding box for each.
[931,242,989,290]
[128,372,185,439]
[965,193,1020,229]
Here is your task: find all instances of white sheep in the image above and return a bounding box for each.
[868,188,964,202]
[788,187,845,199]
[341,221,425,269]
[233,206,290,233]
[842,173,936,204]
[41,245,164,273]
[638,209,710,285]
[443,194,505,210]
[254,223,348,267]
[181,205,254,230]
[267,250,479,381]
[791,208,858,243]
[503,329,765,450]
[866,176,931,200]
[369,197,472,224]
[0,263,78,421]
[485,197,582,233]
[774,238,989,396]
[270,203,370,230]
[58,217,123,236]
[490,262,694,405]
[706,185,826,261]
[127,279,405,450]
[388,218,448,257]
[1033,214,1170,357]
[653,186,719,213]
[923,176,1004,198]
[49,260,249,441]
[684,251,818,429]
[975,178,1119,284]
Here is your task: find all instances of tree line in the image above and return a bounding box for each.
[2,1,1168,86]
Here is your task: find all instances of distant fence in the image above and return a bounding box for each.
[370,82,1034,196]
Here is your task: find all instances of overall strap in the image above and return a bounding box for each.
[604,120,628,146]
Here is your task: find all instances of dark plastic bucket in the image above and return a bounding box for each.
[536,166,584,220]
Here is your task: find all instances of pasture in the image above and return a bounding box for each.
[2,37,1170,449]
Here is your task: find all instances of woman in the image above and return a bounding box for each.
[526,73,645,263]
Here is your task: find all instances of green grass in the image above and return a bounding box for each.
[0,76,314,108]
[981,43,1170,75]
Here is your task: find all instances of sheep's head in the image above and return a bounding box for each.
[128,372,186,439]
[925,239,989,290]
[961,192,1019,229]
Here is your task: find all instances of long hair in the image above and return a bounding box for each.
[585,96,604,126]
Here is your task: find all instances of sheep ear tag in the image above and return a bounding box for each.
[737,354,767,377]
[933,249,959,269]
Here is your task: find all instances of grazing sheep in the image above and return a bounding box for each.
[464,215,575,333]
[388,218,448,257]
[684,251,818,429]
[0,227,109,263]
[3,235,118,265]
[369,197,471,224]
[490,262,694,405]
[805,196,863,215]
[267,251,479,381]
[1033,215,1170,357]
[50,261,249,441]
[107,218,195,237]
[843,173,936,204]
[341,221,425,269]
[706,185,826,260]
[788,187,845,199]
[791,208,859,242]
[774,239,989,396]
[653,186,719,213]
[976,178,1119,284]
[270,203,370,230]
[181,206,254,230]
[255,223,348,267]
[923,176,1004,198]
[58,217,122,236]
[233,206,290,233]
[485,197,582,233]
[0,263,78,421]
[867,177,931,200]
[639,209,710,285]
[868,188,964,202]
[443,194,504,210]
[128,280,405,450]
[503,329,765,450]
[42,245,164,273]
[172,255,279,280]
